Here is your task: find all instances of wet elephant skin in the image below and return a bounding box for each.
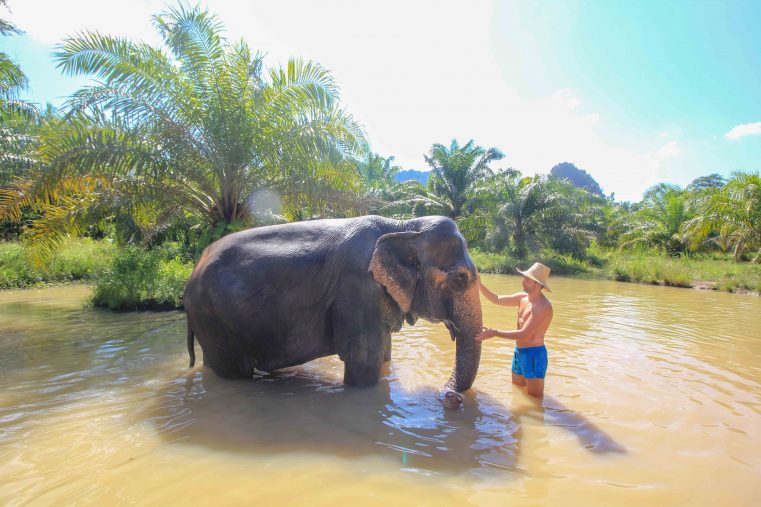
[183,215,483,394]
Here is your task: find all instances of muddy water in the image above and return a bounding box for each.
[1,276,760,506]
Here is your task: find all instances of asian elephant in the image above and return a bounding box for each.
[183,215,482,401]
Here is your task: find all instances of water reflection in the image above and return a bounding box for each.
[146,364,521,475]
[145,357,625,477]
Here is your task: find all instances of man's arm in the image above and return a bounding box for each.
[476,303,553,341]
[478,276,525,306]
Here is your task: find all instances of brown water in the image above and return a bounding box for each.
[1,276,760,506]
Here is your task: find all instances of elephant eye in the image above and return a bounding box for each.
[451,272,468,290]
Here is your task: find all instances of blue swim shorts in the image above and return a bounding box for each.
[511,345,548,379]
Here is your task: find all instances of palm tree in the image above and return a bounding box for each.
[365,179,449,219]
[0,4,366,258]
[684,171,761,262]
[0,0,19,37]
[357,152,401,190]
[461,171,568,258]
[425,139,504,219]
[0,56,37,185]
[540,176,609,258]
[1,0,39,184]
[620,183,689,255]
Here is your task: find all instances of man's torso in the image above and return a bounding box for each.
[516,296,551,348]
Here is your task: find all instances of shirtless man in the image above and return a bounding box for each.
[475,263,553,398]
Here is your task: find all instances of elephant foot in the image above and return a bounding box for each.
[441,390,463,409]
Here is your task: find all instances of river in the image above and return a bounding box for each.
[1,275,760,505]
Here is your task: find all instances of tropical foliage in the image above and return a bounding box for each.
[92,243,192,310]
[0,1,759,307]
[684,172,761,262]
[619,183,690,255]
[0,4,366,260]
[1,0,40,241]
[357,153,401,190]
[1,0,38,183]
[424,139,504,219]
[0,0,36,123]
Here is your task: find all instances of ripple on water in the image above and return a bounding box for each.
[1,280,760,505]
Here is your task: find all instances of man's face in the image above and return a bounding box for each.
[521,276,534,291]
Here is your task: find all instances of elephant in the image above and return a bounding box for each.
[183,215,482,403]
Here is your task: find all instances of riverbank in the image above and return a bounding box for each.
[2,241,759,308]
[0,239,115,289]
[470,248,761,295]
[0,240,192,310]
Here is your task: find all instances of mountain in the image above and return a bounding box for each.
[550,162,604,196]
[394,169,431,185]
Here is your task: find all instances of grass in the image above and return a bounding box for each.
[603,251,761,292]
[3,238,759,311]
[91,244,194,311]
[1,239,194,310]
[0,238,116,289]
[471,247,761,294]
[469,248,595,276]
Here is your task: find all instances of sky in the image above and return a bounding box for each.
[2,0,760,202]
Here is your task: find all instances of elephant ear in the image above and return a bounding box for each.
[369,231,420,314]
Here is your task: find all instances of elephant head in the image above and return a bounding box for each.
[369,217,483,397]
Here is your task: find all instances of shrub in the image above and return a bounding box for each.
[0,238,115,289]
[469,248,592,276]
[468,249,518,274]
[92,244,193,311]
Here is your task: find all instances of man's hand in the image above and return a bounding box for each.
[475,327,498,341]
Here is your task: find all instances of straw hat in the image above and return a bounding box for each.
[516,262,552,292]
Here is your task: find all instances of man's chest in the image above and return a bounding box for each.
[517,301,533,326]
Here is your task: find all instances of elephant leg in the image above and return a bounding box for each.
[383,332,392,362]
[332,307,385,387]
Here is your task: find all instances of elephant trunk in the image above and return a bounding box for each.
[444,281,483,393]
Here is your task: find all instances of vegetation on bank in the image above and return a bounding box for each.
[91,244,193,311]
[603,251,761,292]
[0,239,193,309]
[0,238,114,289]
[473,247,761,293]
[469,248,597,277]
[2,237,758,313]
[1,3,760,309]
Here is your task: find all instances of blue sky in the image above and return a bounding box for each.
[2,0,760,201]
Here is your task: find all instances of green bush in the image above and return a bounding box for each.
[604,250,761,290]
[469,248,592,276]
[535,249,592,275]
[92,244,193,311]
[472,244,760,294]
[605,253,692,287]
[469,249,518,274]
[0,238,115,289]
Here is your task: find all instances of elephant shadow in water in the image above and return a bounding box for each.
[144,361,625,475]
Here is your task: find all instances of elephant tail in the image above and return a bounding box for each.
[187,322,196,368]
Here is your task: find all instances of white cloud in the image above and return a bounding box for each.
[653,141,680,160]
[659,128,682,139]
[725,122,761,140]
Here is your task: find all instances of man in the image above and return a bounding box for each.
[476,262,553,398]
